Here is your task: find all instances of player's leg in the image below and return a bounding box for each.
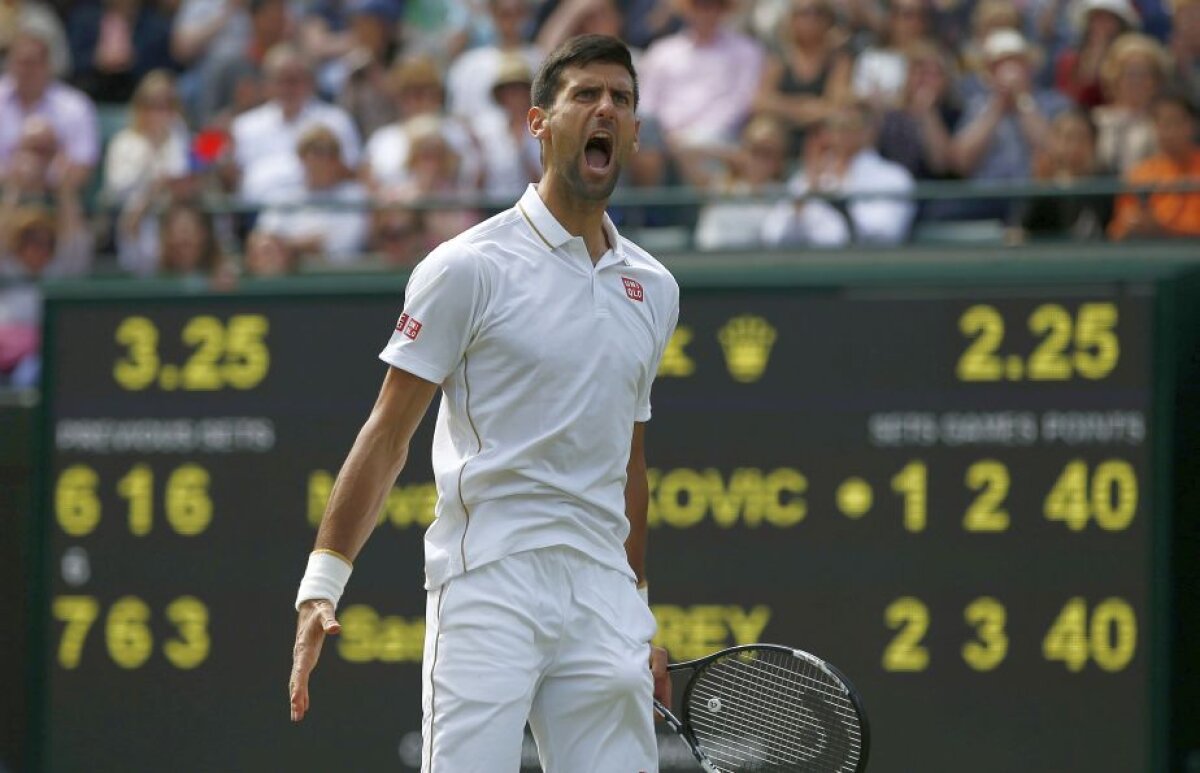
[527,553,658,773]
[420,554,557,773]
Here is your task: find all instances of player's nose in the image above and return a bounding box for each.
[594,90,616,117]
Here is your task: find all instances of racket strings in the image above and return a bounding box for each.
[689,669,858,772]
[690,668,850,768]
[684,649,864,772]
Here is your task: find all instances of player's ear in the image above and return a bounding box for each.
[633,116,641,153]
[528,106,550,142]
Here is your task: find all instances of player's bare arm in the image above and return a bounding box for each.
[290,366,438,722]
[625,421,671,707]
[624,422,649,584]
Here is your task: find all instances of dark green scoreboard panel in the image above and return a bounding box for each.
[32,260,1197,772]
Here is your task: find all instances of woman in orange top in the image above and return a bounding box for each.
[1109,91,1200,239]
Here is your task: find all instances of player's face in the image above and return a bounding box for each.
[537,63,639,202]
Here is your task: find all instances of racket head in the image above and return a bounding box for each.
[677,643,870,773]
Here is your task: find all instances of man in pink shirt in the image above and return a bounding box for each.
[637,0,765,149]
[0,29,98,191]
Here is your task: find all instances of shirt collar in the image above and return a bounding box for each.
[516,184,626,264]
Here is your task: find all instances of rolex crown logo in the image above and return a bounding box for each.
[717,315,777,383]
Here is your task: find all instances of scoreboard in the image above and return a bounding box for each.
[30,257,1199,772]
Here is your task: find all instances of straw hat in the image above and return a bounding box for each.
[982,28,1040,65]
[491,54,533,101]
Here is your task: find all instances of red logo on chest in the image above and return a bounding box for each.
[395,313,423,340]
[621,277,644,302]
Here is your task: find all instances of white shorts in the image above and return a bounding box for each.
[420,546,658,772]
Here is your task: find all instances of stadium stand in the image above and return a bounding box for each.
[1,0,1199,387]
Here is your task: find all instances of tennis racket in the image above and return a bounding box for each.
[653,643,870,773]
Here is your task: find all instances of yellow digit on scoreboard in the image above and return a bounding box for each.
[55,465,101,537]
[106,596,153,669]
[882,597,930,672]
[53,595,100,669]
[164,597,211,669]
[166,464,213,535]
[113,316,160,391]
[962,597,1008,671]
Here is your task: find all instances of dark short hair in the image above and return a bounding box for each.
[531,34,637,109]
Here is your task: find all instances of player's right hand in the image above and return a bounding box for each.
[290,599,341,722]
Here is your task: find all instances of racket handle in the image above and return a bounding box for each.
[654,699,721,773]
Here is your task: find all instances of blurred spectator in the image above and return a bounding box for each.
[639,0,765,150]
[196,0,291,124]
[446,0,542,120]
[0,0,71,76]
[753,0,852,155]
[1093,33,1171,174]
[399,0,470,59]
[876,40,961,180]
[762,101,915,246]
[536,0,628,55]
[0,192,92,385]
[253,124,369,265]
[299,0,354,74]
[0,29,99,192]
[852,0,934,109]
[2,117,59,203]
[363,56,481,191]
[951,29,1070,218]
[375,115,481,249]
[1168,0,1200,95]
[329,0,404,137]
[0,189,92,277]
[372,205,427,266]
[102,70,190,206]
[620,0,682,50]
[228,43,361,202]
[242,229,296,274]
[67,0,176,103]
[693,115,790,250]
[117,199,225,278]
[1108,90,1200,239]
[471,53,541,198]
[1019,108,1112,238]
[171,0,253,121]
[959,0,1022,102]
[1054,0,1139,109]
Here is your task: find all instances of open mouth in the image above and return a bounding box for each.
[584,133,613,172]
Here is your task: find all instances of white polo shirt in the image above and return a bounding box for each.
[379,184,680,590]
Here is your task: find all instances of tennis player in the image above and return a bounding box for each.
[289,34,679,772]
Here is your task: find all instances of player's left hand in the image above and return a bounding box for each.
[650,645,671,714]
[290,599,341,723]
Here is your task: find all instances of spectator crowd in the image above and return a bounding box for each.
[1,0,1199,383]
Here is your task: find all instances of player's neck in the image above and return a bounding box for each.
[536,177,610,262]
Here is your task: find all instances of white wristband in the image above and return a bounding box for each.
[295,549,353,611]
[637,582,649,605]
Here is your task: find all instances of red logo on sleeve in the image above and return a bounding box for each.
[395,313,423,340]
[621,277,644,302]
